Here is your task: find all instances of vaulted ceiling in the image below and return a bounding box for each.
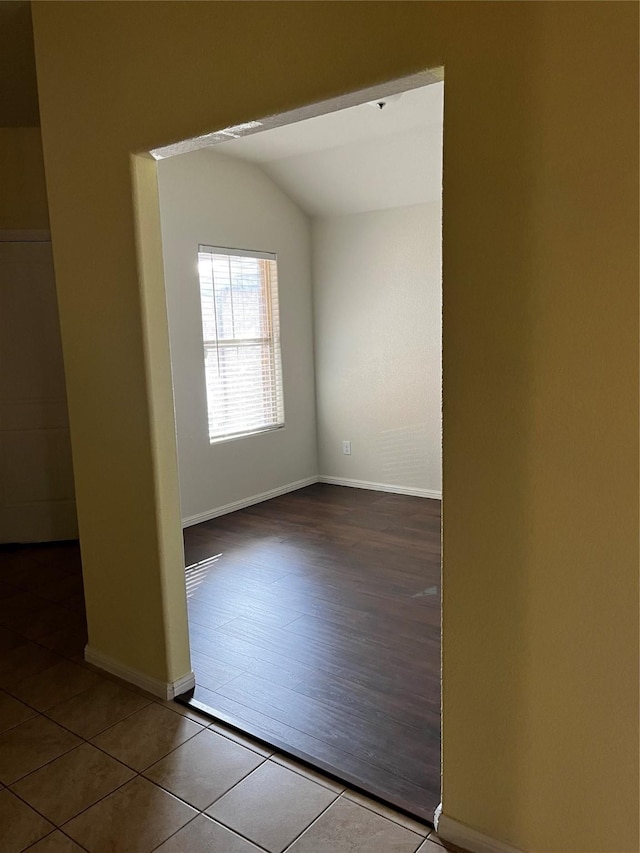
[215,82,443,217]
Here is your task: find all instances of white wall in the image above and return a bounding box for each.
[312,203,442,496]
[0,238,77,542]
[157,149,318,523]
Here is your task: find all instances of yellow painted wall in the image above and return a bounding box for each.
[31,3,638,852]
[0,128,49,229]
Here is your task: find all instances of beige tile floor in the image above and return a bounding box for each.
[0,543,463,853]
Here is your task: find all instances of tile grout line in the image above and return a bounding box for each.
[189,687,434,820]
[0,639,269,848]
[203,720,276,757]
[20,825,90,853]
[189,749,271,804]
[340,789,430,836]
[1,733,81,788]
[3,671,290,835]
[41,692,156,737]
[11,708,276,845]
[6,747,137,834]
[279,791,427,853]
[83,710,207,777]
[8,744,246,853]
[1,685,158,784]
[148,811,273,853]
[279,789,342,853]
[147,813,203,853]
[141,747,271,812]
[55,771,196,845]
[2,696,205,809]
[3,666,139,721]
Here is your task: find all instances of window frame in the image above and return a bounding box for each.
[197,244,285,445]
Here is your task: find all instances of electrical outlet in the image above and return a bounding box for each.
[342,440,351,455]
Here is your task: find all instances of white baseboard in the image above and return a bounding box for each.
[84,646,195,700]
[318,475,442,500]
[435,807,526,853]
[182,475,440,528]
[181,476,319,528]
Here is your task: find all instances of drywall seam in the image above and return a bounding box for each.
[84,646,196,700]
[318,475,441,500]
[181,476,319,527]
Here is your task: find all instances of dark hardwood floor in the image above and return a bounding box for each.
[182,483,441,822]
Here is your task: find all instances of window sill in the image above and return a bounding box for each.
[208,423,285,446]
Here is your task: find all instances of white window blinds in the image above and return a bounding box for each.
[197,245,285,443]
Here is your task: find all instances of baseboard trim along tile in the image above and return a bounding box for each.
[84,646,195,700]
[434,806,527,853]
[318,476,442,500]
[181,476,319,528]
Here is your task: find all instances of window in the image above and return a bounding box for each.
[197,245,285,443]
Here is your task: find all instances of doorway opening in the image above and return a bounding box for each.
[153,69,443,824]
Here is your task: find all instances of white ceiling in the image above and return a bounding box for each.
[214,82,443,217]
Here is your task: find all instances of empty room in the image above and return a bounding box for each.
[2,2,637,852]
[156,80,443,821]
